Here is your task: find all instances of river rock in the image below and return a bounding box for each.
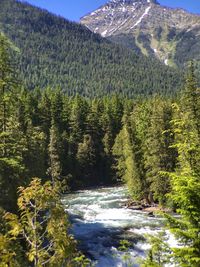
[123,200,141,208]
[147,211,155,217]
[128,205,143,210]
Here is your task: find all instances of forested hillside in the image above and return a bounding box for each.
[0,0,183,96]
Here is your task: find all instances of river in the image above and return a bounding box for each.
[62,186,176,267]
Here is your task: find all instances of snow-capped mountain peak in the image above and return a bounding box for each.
[109,0,158,4]
[81,0,200,66]
[81,0,159,38]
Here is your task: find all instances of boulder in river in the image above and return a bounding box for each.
[128,205,143,210]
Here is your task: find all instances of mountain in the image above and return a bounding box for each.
[81,0,200,69]
[0,0,183,97]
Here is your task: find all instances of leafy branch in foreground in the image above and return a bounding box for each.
[141,232,171,267]
[4,178,78,267]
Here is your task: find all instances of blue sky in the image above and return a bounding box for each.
[22,0,200,22]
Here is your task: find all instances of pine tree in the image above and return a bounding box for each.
[51,89,63,130]
[141,233,170,267]
[0,33,26,211]
[113,114,145,200]
[39,89,52,136]
[76,134,97,185]
[67,96,88,181]
[164,104,200,266]
[0,33,18,133]
[180,62,200,173]
[182,61,200,137]
[48,122,62,185]
[162,67,200,266]
[144,97,175,204]
[69,96,88,156]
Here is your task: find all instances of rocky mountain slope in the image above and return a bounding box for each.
[81,0,200,68]
[0,0,183,96]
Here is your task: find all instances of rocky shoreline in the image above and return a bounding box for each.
[123,200,171,216]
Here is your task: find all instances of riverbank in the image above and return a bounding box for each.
[123,200,171,215]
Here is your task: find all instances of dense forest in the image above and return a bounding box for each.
[0,0,183,97]
[0,15,200,267]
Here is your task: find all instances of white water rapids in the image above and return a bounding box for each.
[62,186,176,266]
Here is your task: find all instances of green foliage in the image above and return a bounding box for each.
[0,208,25,266]
[141,233,170,267]
[48,122,62,184]
[0,0,183,97]
[118,240,131,252]
[163,82,200,266]
[73,255,93,267]
[164,172,200,266]
[4,178,78,267]
[0,234,23,267]
[149,64,200,266]
[117,240,133,267]
[113,97,176,204]
[114,121,145,200]
[0,33,26,211]
[143,97,176,204]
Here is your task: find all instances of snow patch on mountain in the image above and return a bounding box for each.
[101,30,108,37]
[81,0,200,68]
[107,16,131,35]
[131,6,151,29]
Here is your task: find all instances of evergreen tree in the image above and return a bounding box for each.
[182,61,200,137]
[48,122,62,185]
[113,114,145,200]
[39,89,52,136]
[159,67,200,266]
[67,96,88,181]
[76,134,97,186]
[69,96,88,156]
[23,123,46,180]
[141,233,170,267]
[179,62,200,173]
[0,33,26,211]
[0,33,17,132]
[144,97,175,204]
[51,89,63,130]
[164,103,200,266]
